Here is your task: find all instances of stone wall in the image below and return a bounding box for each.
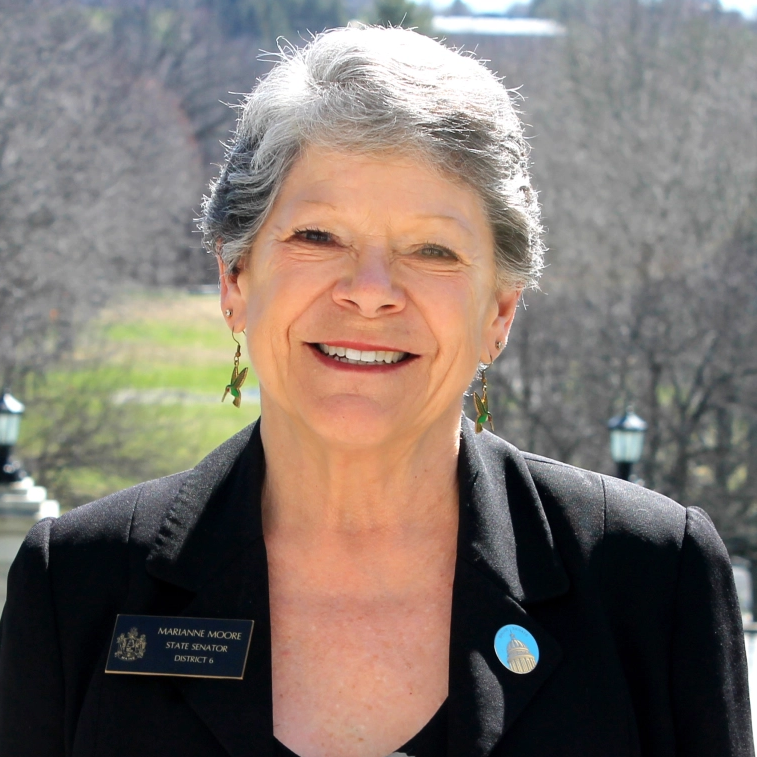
[0,478,59,612]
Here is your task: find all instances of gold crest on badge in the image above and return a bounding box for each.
[115,627,147,662]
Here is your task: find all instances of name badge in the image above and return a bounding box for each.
[105,614,254,679]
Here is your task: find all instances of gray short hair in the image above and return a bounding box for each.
[202,26,544,289]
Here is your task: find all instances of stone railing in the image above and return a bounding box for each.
[0,477,59,612]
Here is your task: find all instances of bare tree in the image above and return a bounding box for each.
[470,1,757,542]
[0,2,202,386]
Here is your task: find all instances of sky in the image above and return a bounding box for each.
[424,0,757,19]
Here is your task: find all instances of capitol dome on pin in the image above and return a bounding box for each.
[507,634,537,674]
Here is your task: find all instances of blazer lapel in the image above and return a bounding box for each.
[448,420,570,757]
[145,421,275,757]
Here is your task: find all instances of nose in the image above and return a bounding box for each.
[332,246,406,317]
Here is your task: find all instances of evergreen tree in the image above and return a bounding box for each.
[370,0,433,32]
[207,0,346,40]
[443,0,472,16]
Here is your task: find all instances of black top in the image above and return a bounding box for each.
[273,700,448,757]
[0,419,752,756]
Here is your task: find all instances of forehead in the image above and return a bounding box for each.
[272,145,493,240]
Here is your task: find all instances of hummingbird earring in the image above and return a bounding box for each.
[473,362,494,434]
[222,331,249,408]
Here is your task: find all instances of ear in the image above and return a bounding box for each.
[482,286,521,363]
[217,256,248,333]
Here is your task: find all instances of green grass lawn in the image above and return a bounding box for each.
[17,289,260,510]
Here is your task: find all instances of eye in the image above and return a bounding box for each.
[418,244,459,261]
[293,228,332,243]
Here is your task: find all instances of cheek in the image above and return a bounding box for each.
[408,276,486,370]
[245,289,291,358]
[244,266,330,351]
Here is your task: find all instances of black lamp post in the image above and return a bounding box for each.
[608,408,647,482]
[0,390,26,484]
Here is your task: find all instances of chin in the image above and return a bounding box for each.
[297,396,409,449]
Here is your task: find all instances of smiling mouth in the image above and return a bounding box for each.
[315,343,410,365]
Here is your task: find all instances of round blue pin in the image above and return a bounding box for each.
[494,624,539,674]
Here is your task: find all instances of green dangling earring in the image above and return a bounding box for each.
[222,330,249,409]
[473,363,494,434]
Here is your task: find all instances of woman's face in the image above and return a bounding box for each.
[222,146,520,448]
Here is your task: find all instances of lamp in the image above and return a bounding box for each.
[608,407,647,482]
[0,390,26,484]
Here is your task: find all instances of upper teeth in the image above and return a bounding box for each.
[317,344,407,364]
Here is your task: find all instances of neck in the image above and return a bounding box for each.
[259,401,461,538]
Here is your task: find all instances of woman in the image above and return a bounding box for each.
[0,26,751,757]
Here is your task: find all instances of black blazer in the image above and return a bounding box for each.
[0,419,752,757]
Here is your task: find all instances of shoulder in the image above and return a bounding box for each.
[12,469,192,596]
[15,421,259,581]
[516,446,729,589]
[39,469,190,552]
[520,448,688,545]
[501,444,735,643]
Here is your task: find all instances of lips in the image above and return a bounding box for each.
[316,343,409,365]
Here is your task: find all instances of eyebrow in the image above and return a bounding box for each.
[293,203,478,238]
[300,199,339,209]
[414,213,477,237]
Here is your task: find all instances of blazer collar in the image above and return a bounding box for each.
[456,418,568,605]
[146,421,264,592]
[145,421,273,757]
[448,420,569,757]
[143,418,570,757]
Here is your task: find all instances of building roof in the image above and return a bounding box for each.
[432,16,566,36]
